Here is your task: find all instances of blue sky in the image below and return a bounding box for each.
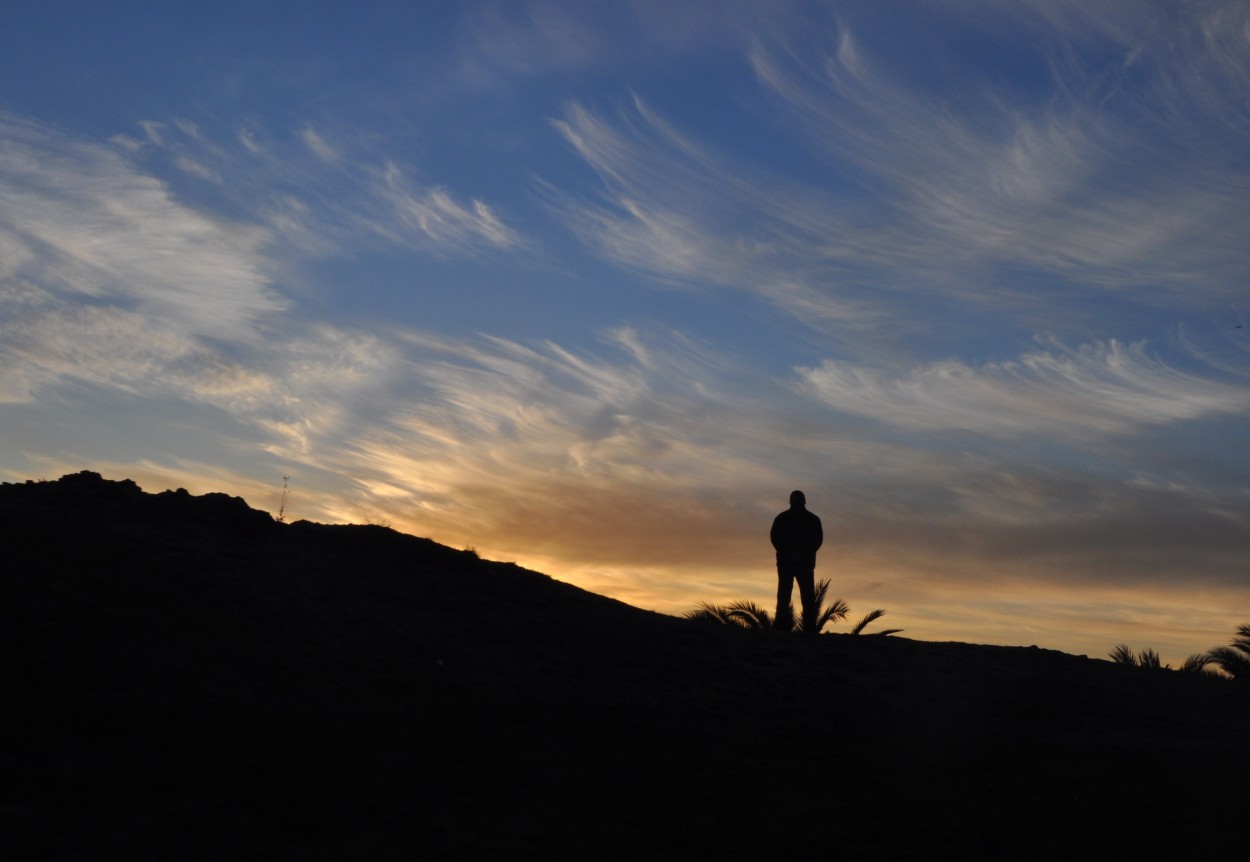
[3,1,1248,662]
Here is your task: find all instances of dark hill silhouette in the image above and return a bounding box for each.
[3,472,1246,859]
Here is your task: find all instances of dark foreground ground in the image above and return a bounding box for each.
[3,472,1247,860]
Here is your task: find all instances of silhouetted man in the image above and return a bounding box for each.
[771,490,823,633]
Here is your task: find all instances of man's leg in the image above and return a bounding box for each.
[774,567,795,630]
[796,568,817,633]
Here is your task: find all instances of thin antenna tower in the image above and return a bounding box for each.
[278,476,290,523]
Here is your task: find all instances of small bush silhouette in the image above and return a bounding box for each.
[849,607,902,637]
[1109,643,1222,676]
[684,579,901,636]
[1109,644,1166,668]
[1205,623,1250,682]
[684,599,777,629]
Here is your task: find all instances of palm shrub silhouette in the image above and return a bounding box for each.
[1205,623,1250,682]
[684,579,901,636]
[1109,643,1221,676]
[850,607,903,637]
[796,581,902,635]
[685,599,777,630]
[1109,644,1166,668]
[807,578,848,633]
[1178,653,1221,676]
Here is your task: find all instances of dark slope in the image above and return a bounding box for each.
[2,472,1245,860]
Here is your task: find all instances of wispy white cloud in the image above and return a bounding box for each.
[0,113,288,415]
[540,2,1249,345]
[72,112,529,264]
[173,155,222,184]
[548,97,873,325]
[4,304,210,397]
[796,339,1250,438]
[236,128,264,156]
[449,0,779,90]
[139,120,167,147]
[0,114,409,456]
[371,162,521,254]
[300,126,339,162]
[143,118,526,258]
[0,114,282,340]
[457,2,605,83]
[0,112,513,476]
[747,4,1250,302]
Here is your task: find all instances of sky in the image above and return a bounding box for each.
[2,0,1248,664]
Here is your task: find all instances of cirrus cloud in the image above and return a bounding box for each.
[797,338,1250,438]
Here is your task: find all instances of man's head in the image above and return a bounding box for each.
[789,490,806,508]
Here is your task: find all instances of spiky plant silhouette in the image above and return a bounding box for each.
[1178,653,1221,676]
[1109,644,1220,675]
[806,578,848,633]
[684,579,901,636]
[850,608,904,637]
[1109,644,1135,666]
[1205,624,1250,682]
[1111,645,1167,668]
[684,600,777,630]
